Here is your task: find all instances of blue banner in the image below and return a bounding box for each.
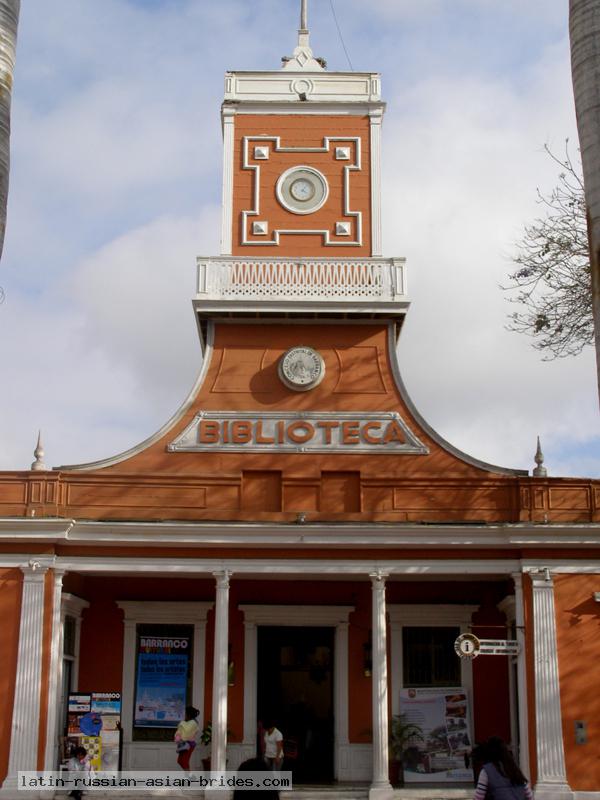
[134,641,188,728]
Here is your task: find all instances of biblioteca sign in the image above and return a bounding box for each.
[168,412,429,455]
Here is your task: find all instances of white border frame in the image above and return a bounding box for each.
[388,604,477,733]
[275,166,329,215]
[241,135,362,246]
[238,604,354,781]
[116,601,213,770]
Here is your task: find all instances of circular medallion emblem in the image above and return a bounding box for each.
[454,633,481,660]
[275,166,329,215]
[278,346,325,392]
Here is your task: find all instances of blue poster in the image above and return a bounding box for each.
[134,637,189,727]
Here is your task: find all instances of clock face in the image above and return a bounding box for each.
[290,178,315,202]
[276,166,329,215]
[278,346,325,391]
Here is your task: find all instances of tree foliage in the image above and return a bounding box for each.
[503,143,593,359]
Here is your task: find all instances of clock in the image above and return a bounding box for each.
[276,166,329,215]
[278,346,325,391]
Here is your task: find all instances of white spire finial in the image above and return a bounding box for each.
[300,0,308,33]
[31,430,48,472]
[532,436,548,478]
[282,0,325,72]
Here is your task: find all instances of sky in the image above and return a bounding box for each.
[0,0,598,478]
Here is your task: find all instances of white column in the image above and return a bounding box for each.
[530,570,572,800]
[2,562,49,794]
[369,572,393,800]
[192,620,208,734]
[220,108,235,256]
[242,622,257,747]
[120,619,137,770]
[511,572,530,780]
[211,571,231,772]
[369,109,383,257]
[334,621,350,780]
[44,569,65,770]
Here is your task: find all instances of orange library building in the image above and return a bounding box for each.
[1,8,599,800]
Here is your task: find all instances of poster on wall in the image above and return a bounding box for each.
[399,688,473,783]
[67,692,121,771]
[134,636,189,727]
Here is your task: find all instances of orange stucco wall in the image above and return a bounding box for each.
[70,575,510,751]
[0,321,596,523]
[232,115,372,257]
[554,573,600,791]
[0,569,22,783]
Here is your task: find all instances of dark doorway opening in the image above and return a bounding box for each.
[257,626,334,784]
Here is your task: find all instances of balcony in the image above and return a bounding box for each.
[194,257,409,318]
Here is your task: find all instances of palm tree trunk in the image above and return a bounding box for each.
[570,0,600,403]
[0,0,19,263]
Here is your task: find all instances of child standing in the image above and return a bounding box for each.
[174,705,200,772]
[67,745,93,800]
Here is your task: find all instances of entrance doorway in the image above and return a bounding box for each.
[257,626,334,783]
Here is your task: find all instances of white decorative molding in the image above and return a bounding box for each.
[370,574,393,800]
[369,109,383,256]
[253,146,269,160]
[117,601,213,771]
[251,221,268,235]
[239,604,353,781]
[3,564,49,791]
[335,221,351,235]
[335,147,351,160]
[530,571,573,800]
[241,135,362,246]
[220,108,235,256]
[223,71,383,103]
[24,554,526,576]
[4,520,600,550]
[194,256,409,317]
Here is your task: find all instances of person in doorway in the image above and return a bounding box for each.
[263,720,284,771]
[473,737,533,800]
[232,757,280,799]
[67,745,93,800]
[174,705,200,772]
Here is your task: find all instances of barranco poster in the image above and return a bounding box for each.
[399,688,473,782]
[134,636,189,727]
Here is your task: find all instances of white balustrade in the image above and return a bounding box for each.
[196,257,407,306]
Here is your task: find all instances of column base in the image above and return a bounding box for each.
[369,782,395,800]
[534,781,573,800]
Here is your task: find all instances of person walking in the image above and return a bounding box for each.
[263,720,284,772]
[473,737,533,800]
[174,705,200,773]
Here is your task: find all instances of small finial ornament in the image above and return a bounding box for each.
[532,436,547,478]
[282,0,325,72]
[31,430,48,471]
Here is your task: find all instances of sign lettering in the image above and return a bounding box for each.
[169,412,428,455]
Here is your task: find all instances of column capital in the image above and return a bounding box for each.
[529,567,553,588]
[369,570,389,585]
[20,559,51,580]
[213,569,232,588]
